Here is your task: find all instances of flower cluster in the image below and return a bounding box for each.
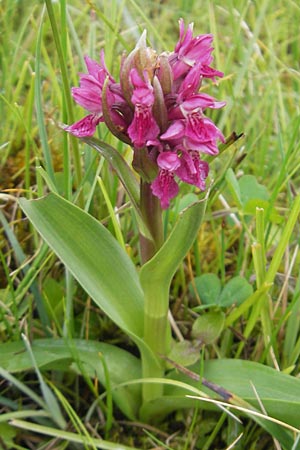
[66,19,225,209]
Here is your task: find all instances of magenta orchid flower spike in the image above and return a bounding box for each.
[66,19,225,209]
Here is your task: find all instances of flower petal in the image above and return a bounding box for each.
[65,114,102,137]
[169,19,215,80]
[160,120,185,141]
[71,86,102,113]
[181,93,226,112]
[157,151,181,171]
[127,69,160,148]
[176,151,209,190]
[151,170,179,209]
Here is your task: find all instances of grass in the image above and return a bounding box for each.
[1,0,300,448]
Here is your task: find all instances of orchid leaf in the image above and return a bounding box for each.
[0,339,142,420]
[19,193,144,338]
[165,360,300,433]
[139,198,208,394]
[141,360,300,449]
[140,197,208,303]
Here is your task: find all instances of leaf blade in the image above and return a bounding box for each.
[0,338,142,420]
[140,198,208,308]
[19,193,144,337]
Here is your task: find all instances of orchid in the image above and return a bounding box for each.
[11,8,300,448]
[67,19,225,209]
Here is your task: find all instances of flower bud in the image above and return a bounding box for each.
[120,30,158,106]
[156,53,173,95]
[152,76,168,133]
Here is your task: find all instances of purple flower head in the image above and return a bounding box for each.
[66,19,225,208]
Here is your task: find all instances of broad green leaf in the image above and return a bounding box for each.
[191,273,222,306]
[140,198,208,319]
[19,193,144,338]
[0,339,142,419]
[192,275,253,308]
[166,359,300,430]
[238,174,269,207]
[167,340,200,368]
[218,276,253,307]
[206,359,300,430]
[225,168,242,207]
[141,198,208,284]
[141,361,300,449]
[191,311,225,344]
[139,198,208,400]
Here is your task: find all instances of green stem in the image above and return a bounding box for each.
[140,198,208,403]
[139,179,166,401]
[142,283,170,401]
[139,180,164,263]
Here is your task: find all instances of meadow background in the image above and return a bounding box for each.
[0,0,300,448]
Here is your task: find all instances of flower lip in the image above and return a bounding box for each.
[127,69,160,148]
[151,170,179,209]
[65,114,103,137]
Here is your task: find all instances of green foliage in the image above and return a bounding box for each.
[0,339,142,420]
[19,193,144,339]
[167,340,201,368]
[141,360,300,448]
[1,0,300,448]
[191,274,253,308]
[0,423,17,449]
[191,311,225,344]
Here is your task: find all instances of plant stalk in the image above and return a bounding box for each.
[139,180,164,263]
[139,179,168,401]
